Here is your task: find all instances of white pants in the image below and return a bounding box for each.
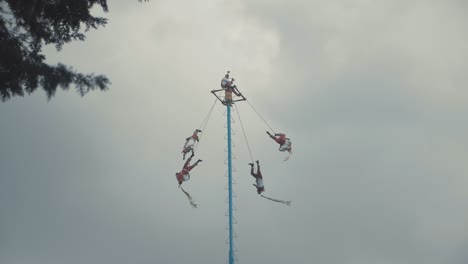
[279,139,291,151]
[183,173,190,181]
[256,178,264,188]
[221,78,230,88]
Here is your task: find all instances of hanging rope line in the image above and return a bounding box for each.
[194,98,218,152]
[246,100,276,134]
[234,104,254,163]
[199,97,218,130]
[261,194,291,206]
[180,186,197,208]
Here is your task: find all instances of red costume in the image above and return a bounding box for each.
[272,133,286,145]
[189,130,200,142]
[176,154,202,185]
[267,131,292,157]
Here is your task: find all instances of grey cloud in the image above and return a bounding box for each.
[2,1,468,264]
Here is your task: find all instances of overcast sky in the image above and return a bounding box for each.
[1,0,468,263]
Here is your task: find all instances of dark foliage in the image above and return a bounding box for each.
[0,0,117,101]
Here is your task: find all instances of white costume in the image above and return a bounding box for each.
[221,77,231,88]
[183,173,190,181]
[182,139,195,152]
[256,177,264,188]
[279,138,292,152]
[176,173,190,182]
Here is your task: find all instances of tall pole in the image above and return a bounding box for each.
[227,103,234,264]
[211,80,246,264]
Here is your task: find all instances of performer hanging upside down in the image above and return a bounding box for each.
[187,129,202,142]
[249,160,265,194]
[176,152,202,186]
[249,160,292,205]
[266,131,292,153]
[182,129,202,160]
[181,145,193,160]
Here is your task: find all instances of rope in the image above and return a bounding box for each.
[261,194,291,206]
[199,97,218,130]
[234,104,254,163]
[194,98,217,152]
[180,186,197,208]
[246,100,275,134]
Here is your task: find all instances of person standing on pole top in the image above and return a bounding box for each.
[221,71,231,89]
[220,71,241,94]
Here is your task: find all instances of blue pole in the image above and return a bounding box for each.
[227,104,234,264]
